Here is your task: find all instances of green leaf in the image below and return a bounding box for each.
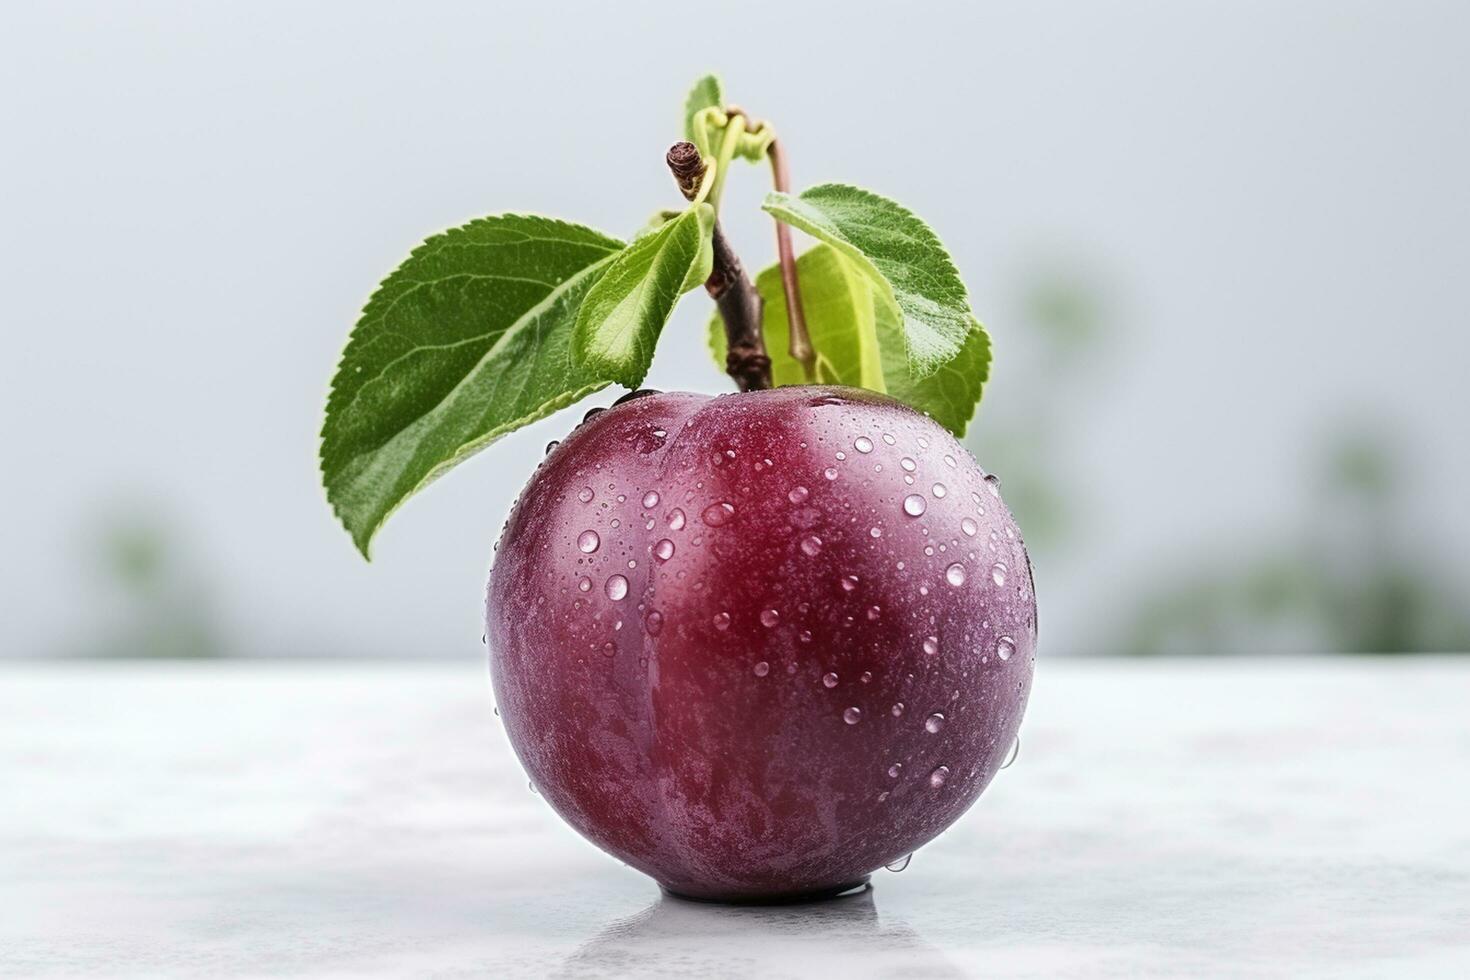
[762,184,976,378]
[321,214,624,558]
[683,74,723,144]
[573,204,713,388]
[707,244,989,435]
[874,290,990,437]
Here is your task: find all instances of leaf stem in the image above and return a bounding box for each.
[767,137,815,381]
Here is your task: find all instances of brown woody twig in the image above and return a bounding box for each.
[665,141,771,391]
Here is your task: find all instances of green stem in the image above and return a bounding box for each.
[690,162,717,206]
[691,107,720,159]
[706,115,746,212]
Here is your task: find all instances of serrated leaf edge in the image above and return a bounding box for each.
[683,74,724,144]
[762,184,975,379]
[320,217,624,558]
[340,378,611,560]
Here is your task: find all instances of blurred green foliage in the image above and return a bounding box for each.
[967,268,1111,552]
[969,262,1468,655]
[1122,432,1470,654]
[68,503,223,658]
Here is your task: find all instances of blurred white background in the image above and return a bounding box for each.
[3,0,1467,659]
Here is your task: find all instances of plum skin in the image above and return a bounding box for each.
[486,386,1035,902]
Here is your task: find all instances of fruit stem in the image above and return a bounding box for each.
[666,142,772,391]
[767,137,816,382]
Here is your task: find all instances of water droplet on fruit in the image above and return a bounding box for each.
[878,791,890,802]
[604,575,628,600]
[885,854,912,872]
[961,517,978,537]
[800,535,823,557]
[702,502,736,527]
[923,636,938,655]
[925,712,946,734]
[991,562,1007,587]
[788,485,810,504]
[985,473,1001,497]
[602,641,617,657]
[840,574,859,592]
[577,487,594,503]
[824,467,839,480]
[903,493,927,517]
[882,432,896,445]
[529,780,539,794]
[835,451,846,461]
[945,562,967,586]
[798,629,813,644]
[854,436,874,454]
[577,576,592,592]
[822,672,839,688]
[760,608,780,627]
[753,660,770,677]
[632,428,667,454]
[645,610,663,635]
[996,635,1015,661]
[578,530,600,553]
[929,765,951,788]
[653,538,675,562]
[642,490,660,509]
[887,763,903,778]
[860,670,873,683]
[713,612,731,630]
[932,482,947,498]
[843,707,863,724]
[1002,736,1020,769]
[544,440,559,455]
[866,605,881,621]
[869,526,883,538]
[667,508,686,530]
[892,702,905,717]
[943,454,957,467]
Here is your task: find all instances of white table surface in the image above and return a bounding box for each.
[2,658,1467,978]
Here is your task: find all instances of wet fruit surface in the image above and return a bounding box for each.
[486,386,1036,901]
